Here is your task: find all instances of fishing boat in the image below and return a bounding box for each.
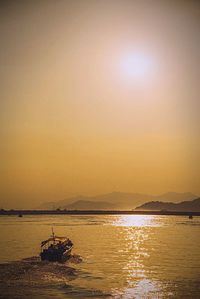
[40,229,73,262]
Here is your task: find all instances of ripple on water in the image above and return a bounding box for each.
[0,256,112,299]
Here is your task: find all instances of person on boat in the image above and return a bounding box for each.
[57,241,63,252]
[67,239,73,247]
[49,244,54,251]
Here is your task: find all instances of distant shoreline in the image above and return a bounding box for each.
[0,210,199,216]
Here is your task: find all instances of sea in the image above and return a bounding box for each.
[0,215,200,299]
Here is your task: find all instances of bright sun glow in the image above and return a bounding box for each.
[120,53,155,84]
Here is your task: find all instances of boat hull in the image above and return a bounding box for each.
[40,246,73,262]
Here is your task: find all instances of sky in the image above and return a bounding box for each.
[0,0,200,208]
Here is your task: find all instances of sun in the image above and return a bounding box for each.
[119,52,155,84]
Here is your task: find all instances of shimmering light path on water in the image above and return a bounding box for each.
[0,215,200,298]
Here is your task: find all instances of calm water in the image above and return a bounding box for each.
[0,215,200,298]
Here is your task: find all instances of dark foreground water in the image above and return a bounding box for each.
[0,215,200,298]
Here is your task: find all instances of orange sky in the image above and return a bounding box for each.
[0,0,199,208]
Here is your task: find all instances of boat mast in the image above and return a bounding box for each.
[51,227,55,244]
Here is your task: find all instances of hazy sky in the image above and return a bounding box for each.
[0,0,199,208]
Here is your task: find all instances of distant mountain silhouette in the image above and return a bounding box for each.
[38,192,197,210]
[153,192,196,202]
[135,198,200,212]
[62,200,116,210]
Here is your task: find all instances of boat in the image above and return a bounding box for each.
[189,214,193,219]
[40,229,73,262]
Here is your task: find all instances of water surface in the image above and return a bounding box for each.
[0,215,200,298]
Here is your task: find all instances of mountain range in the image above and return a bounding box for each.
[38,192,197,210]
[135,197,200,212]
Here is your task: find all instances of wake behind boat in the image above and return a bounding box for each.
[40,229,73,262]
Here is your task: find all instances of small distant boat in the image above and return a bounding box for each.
[40,228,73,262]
[189,214,193,219]
[18,213,23,217]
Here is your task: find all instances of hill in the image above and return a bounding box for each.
[38,192,197,210]
[63,200,116,210]
[135,198,200,212]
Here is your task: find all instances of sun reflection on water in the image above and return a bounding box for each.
[122,279,161,299]
[113,215,157,227]
[111,215,161,298]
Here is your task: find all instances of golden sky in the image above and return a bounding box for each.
[0,0,199,208]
